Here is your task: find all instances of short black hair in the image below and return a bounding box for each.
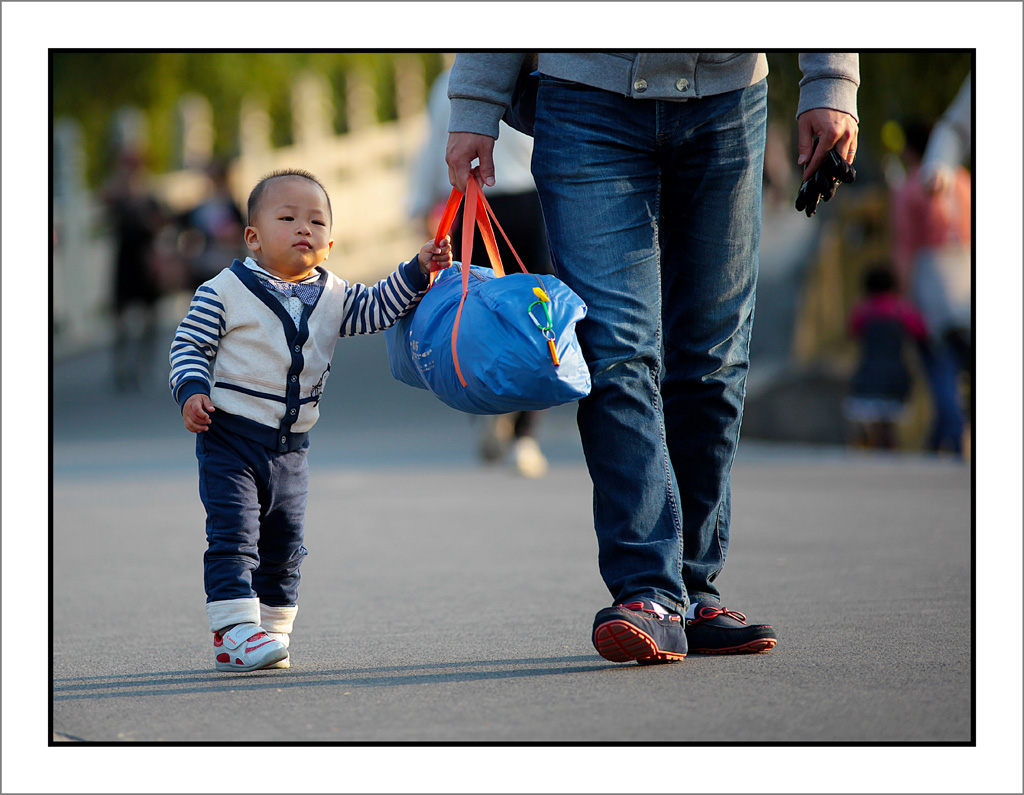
[864,263,896,295]
[246,169,332,226]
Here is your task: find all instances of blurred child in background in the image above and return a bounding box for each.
[844,263,929,450]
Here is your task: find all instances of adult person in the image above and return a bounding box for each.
[102,147,169,391]
[446,53,859,663]
[890,120,971,456]
[917,72,973,450]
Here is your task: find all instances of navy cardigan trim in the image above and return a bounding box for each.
[227,260,329,446]
[211,409,310,453]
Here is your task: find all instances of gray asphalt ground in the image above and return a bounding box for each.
[32,319,1011,791]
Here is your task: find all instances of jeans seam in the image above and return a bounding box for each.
[712,296,757,576]
[651,177,685,597]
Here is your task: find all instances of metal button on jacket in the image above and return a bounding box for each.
[676,77,690,92]
[633,78,648,93]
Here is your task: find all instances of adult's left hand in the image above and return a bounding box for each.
[797,109,859,181]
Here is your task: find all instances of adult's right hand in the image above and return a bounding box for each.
[446,132,496,192]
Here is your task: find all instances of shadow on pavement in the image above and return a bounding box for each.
[53,655,616,701]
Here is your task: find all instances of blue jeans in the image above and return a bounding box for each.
[532,76,766,614]
[197,423,309,606]
[920,342,965,455]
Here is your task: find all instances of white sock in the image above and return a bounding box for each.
[649,601,670,618]
[260,603,298,634]
[206,597,260,633]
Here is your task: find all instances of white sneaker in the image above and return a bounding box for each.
[513,437,549,478]
[264,632,291,669]
[213,623,288,672]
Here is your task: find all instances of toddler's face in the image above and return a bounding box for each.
[245,176,333,280]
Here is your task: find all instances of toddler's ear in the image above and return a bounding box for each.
[244,226,260,253]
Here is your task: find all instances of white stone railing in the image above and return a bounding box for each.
[53,59,443,356]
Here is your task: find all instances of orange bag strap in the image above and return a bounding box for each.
[475,187,530,277]
[435,177,532,387]
[432,185,526,279]
[433,189,464,247]
[474,196,506,278]
[430,189,464,287]
[450,180,479,387]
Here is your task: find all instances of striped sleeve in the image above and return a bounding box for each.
[169,284,225,408]
[339,258,428,337]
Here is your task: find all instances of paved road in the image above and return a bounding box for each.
[38,328,989,788]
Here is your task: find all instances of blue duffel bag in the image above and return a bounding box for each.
[385,182,591,415]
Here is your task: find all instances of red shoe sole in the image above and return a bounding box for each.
[594,620,685,664]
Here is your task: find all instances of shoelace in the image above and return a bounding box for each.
[691,606,748,625]
[619,601,681,621]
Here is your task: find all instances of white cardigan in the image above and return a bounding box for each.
[170,257,427,451]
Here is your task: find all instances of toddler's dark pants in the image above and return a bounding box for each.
[197,422,308,607]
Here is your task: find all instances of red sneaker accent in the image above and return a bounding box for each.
[213,624,289,671]
[690,606,748,625]
[685,603,777,654]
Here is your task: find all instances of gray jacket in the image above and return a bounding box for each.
[448,52,859,139]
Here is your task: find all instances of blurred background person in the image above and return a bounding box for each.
[409,67,555,478]
[101,146,173,391]
[919,72,973,401]
[890,119,971,457]
[177,158,248,290]
[844,262,929,450]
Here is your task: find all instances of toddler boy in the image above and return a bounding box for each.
[170,169,450,671]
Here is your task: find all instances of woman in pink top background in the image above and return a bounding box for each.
[889,119,971,456]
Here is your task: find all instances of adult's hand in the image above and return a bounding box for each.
[796,108,859,181]
[446,132,496,192]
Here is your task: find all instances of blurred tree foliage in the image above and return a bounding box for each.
[52,51,448,186]
[53,51,971,188]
